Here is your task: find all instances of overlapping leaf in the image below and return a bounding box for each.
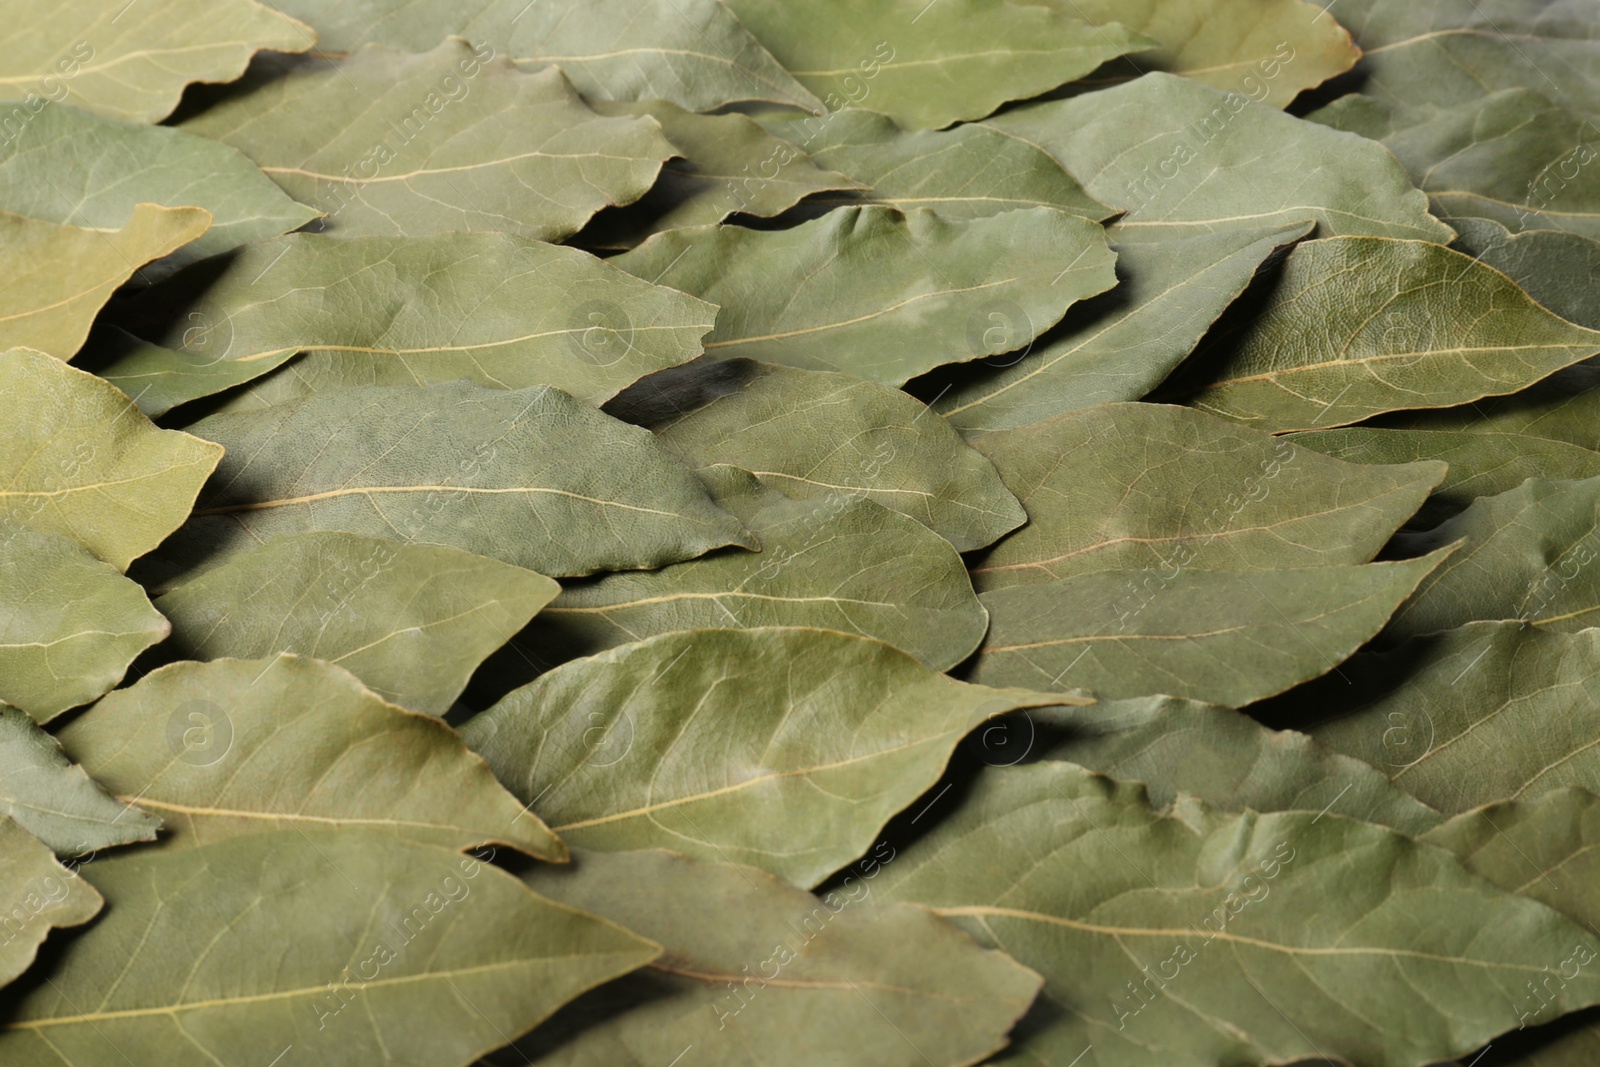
[494,465,988,675]
[181,43,677,242]
[152,533,560,714]
[0,704,159,855]
[461,627,1079,887]
[263,0,822,112]
[0,816,100,990]
[0,102,317,274]
[0,831,657,1064]
[71,326,296,418]
[0,205,208,359]
[871,761,1600,1067]
[138,381,754,589]
[0,0,312,123]
[611,206,1117,386]
[967,402,1444,591]
[970,551,1449,706]
[1451,217,1600,329]
[58,655,565,858]
[117,231,717,409]
[612,358,1026,551]
[499,849,1043,1067]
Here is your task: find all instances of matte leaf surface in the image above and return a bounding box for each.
[501,849,1043,1067]
[0,816,100,990]
[617,358,1026,551]
[0,831,657,1065]
[872,762,1600,1067]
[181,43,676,242]
[153,532,560,714]
[143,381,754,588]
[1450,217,1600,330]
[612,206,1118,386]
[0,704,159,856]
[70,326,296,418]
[462,627,1079,887]
[58,655,564,859]
[119,231,717,408]
[968,403,1444,591]
[970,551,1448,706]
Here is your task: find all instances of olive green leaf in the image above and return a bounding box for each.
[59,655,565,859]
[70,326,296,418]
[1030,696,1445,835]
[984,72,1453,242]
[970,550,1450,706]
[0,103,318,275]
[0,205,209,359]
[1265,621,1600,816]
[138,381,754,589]
[1450,217,1600,330]
[926,220,1315,432]
[0,523,169,723]
[611,206,1118,386]
[0,347,223,570]
[0,704,159,856]
[262,0,822,112]
[151,533,560,715]
[115,231,716,410]
[461,627,1081,887]
[967,402,1444,592]
[580,100,857,249]
[492,465,988,676]
[497,849,1044,1067]
[721,0,1152,130]
[1387,477,1600,638]
[613,358,1025,551]
[1054,0,1360,107]
[755,107,1111,221]
[0,830,658,1065]
[1179,237,1600,432]
[1423,788,1600,1062]
[0,0,312,124]
[181,43,676,242]
[870,761,1600,1067]
[0,816,100,990]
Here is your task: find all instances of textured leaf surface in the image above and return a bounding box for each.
[141,381,754,588]
[757,107,1110,221]
[118,231,716,409]
[0,523,168,723]
[985,73,1452,241]
[181,43,676,241]
[0,831,657,1065]
[926,221,1314,432]
[1264,621,1600,816]
[1057,0,1359,107]
[723,0,1151,129]
[616,358,1025,551]
[500,849,1043,1067]
[71,326,296,418]
[970,551,1448,706]
[0,704,159,856]
[1387,477,1600,637]
[152,533,560,714]
[0,103,318,274]
[968,403,1443,591]
[1181,237,1600,432]
[1450,217,1600,330]
[498,465,987,674]
[59,655,564,859]
[871,761,1600,1067]
[0,816,100,990]
[0,205,208,359]
[1030,696,1444,835]
[462,627,1079,887]
[0,0,312,123]
[263,0,821,112]
[612,206,1117,386]
[1,348,222,570]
